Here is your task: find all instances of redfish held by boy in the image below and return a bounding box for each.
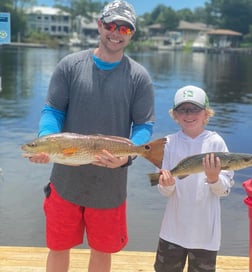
[21,132,166,168]
[148,152,252,186]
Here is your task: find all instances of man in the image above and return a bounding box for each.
[28,1,155,271]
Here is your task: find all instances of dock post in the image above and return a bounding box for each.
[243,178,252,272]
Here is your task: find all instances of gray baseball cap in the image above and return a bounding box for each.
[100,0,136,30]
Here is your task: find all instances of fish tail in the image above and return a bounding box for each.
[141,138,166,168]
[148,173,160,186]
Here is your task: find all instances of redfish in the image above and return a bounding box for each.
[22,132,166,168]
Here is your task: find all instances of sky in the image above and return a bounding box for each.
[126,0,207,14]
[37,0,207,15]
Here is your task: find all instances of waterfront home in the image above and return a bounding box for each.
[25,6,71,38]
[74,14,99,47]
[177,20,210,43]
[192,29,242,52]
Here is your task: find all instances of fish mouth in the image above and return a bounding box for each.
[22,153,33,158]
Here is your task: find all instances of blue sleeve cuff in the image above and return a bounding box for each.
[38,105,66,137]
[130,122,154,146]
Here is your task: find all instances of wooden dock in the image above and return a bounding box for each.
[0,246,249,271]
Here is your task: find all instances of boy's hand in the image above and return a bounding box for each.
[203,153,221,183]
[159,169,176,187]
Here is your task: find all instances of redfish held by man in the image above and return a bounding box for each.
[21,132,166,168]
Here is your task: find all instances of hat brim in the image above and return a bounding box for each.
[102,15,136,30]
[173,100,206,110]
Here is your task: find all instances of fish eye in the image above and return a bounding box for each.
[28,142,37,147]
[144,145,151,150]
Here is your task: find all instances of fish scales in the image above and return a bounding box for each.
[148,152,252,186]
[21,132,166,168]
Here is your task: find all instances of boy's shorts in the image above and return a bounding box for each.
[154,238,217,272]
[43,182,128,253]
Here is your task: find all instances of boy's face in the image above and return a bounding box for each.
[174,102,208,138]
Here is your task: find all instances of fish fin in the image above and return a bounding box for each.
[91,134,132,144]
[62,147,78,156]
[177,175,189,179]
[142,138,167,168]
[147,173,160,186]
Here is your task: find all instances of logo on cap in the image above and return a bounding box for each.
[183,89,194,98]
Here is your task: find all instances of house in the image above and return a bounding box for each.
[147,23,167,37]
[177,20,210,42]
[145,20,212,50]
[192,29,242,52]
[145,23,184,50]
[25,6,71,38]
[148,32,184,51]
[74,14,99,47]
[207,29,242,48]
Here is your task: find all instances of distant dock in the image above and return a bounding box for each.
[0,42,47,48]
[192,47,252,54]
[0,246,249,271]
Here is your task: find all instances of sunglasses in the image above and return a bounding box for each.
[175,107,203,115]
[102,22,133,35]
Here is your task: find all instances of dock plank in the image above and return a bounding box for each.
[0,246,249,271]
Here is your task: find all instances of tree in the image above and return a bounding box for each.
[193,7,208,24]
[205,0,252,34]
[0,0,32,41]
[54,0,102,18]
[220,1,252,34]
[177,8,195,22]
[156,7,179,30]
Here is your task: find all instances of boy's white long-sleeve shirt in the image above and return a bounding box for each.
[158,130,234,251]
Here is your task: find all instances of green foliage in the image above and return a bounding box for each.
[177,8,194,22]
[0,0,27,42]
[156,7,179,30]
[243,25,252,43]
[24,31,65,47]
[205,0,252,34]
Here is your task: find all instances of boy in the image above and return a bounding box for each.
[154,85,234,272]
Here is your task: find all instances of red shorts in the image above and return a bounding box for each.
[43,183,128,253]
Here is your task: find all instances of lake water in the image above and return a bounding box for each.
[0,46,252,257]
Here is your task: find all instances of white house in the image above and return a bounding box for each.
[25,6,71,37]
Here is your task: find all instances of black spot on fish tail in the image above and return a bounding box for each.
[144,145,151,150]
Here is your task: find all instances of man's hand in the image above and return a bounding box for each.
[92,150,129,168]
[23,152,50,164]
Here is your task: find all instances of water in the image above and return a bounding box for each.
[0,47,252,256]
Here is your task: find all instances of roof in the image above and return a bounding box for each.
[207,29,242,36]
[148,24,165,30]
[25,6,70,16]
[178,20,210,31]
